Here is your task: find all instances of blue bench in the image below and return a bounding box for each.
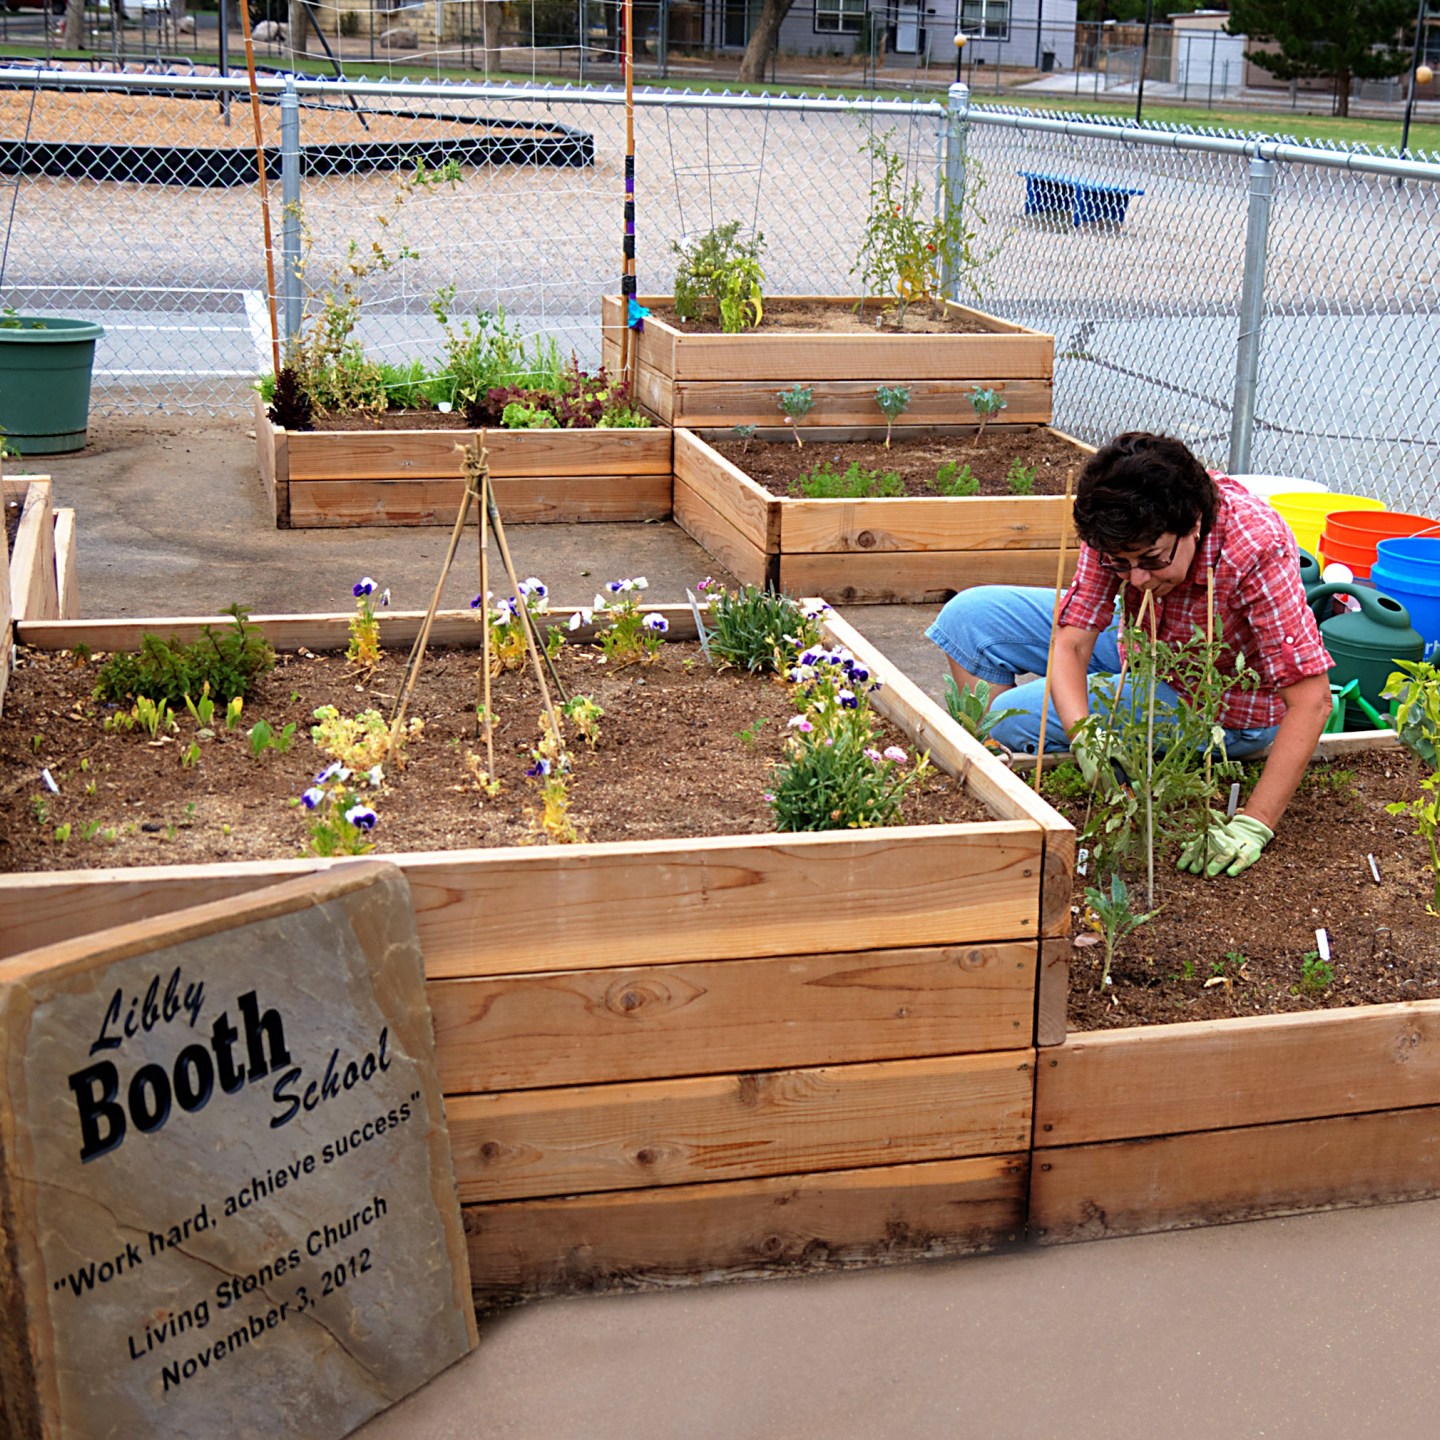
[1018,170,1145,227]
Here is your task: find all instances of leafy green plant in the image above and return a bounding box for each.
[1072,610,1258,897]
[731,423,758,453]
[1294,950,1336,997]
[942,677,1025,754]
[1083,873,1162,989]
[132,696,175,740]
[311,706,421,776]
[671,221,766,333]
[1382,660,1440,909]
[790,460,902,499]
[184,684,217,731]
[1005,458,1036,495]
[736,717,770,748]
[248,719,297,758]
[575,577,667,668]
[700,580,824,675]
[850,129,1000,328]
[776,385,815,447]
[480,578,564,674]
[970,386,1007,446]
[770,643,930,831]
[874,384,911,447]
[562,694,604,748]
[93,606,276,709]
[500,400,560,429]
[933,459,979,497]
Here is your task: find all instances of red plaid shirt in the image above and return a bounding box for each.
[1059,474,1333,730]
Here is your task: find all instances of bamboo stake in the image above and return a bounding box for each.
[390,446,485,737]
[1032,466,1075,791]
[241,3,282,380]
[477,455,495,777]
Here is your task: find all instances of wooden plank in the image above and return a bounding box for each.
[0,822,1046,972]
[631,360,677,426]
[9,478,57,622]
[778,548,1080,605]
[669,377,1053,429]
[672,474,770,590]
[1035,1001,1440,1147]
[1031,1105,1440,1244]
[16,606,696,657]
[253,392,281,525]
[287,473,673,528]
[823,605,1073,942]
[672,428,778,551]
[445,1050,1036,1202]
[780,493,1078,555]
[51,508,78,620]
[428,940,1038,1093]
[284,428,482,482]
[465,1153,1027,1307]
[478,426,671,477]
[1036,937,1071,1048]
[0,484,11,713]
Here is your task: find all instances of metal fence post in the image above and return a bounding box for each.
[942,81,970,302]
[1229,153,1275,475]
[280,78,303,352]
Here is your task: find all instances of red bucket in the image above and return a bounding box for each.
[1320,511,1440,579]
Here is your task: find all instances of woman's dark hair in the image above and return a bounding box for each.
[1072,432,1219,555]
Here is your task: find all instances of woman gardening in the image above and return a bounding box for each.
[927,432,1335,878]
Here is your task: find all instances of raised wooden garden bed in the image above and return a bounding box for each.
[0,605,1073,1310]
[601,295,1055,432]
[3,475,78,712]
[672,428,1092,603]
[1031,997,1440,1242]
[254,396,673,530]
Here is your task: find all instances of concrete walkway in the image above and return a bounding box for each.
[356,1197,1440,1440]
[25,416,1440,1440]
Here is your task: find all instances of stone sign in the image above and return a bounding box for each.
[0,862,477,1440]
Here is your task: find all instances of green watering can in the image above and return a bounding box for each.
[1298,546,1323,602]
[1307,582,1424,731]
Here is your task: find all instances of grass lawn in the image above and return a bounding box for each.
[5,42,1436,156]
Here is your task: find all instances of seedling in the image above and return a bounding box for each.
[970,387,1007,447]
[942,678,1024,755]
[736,717,770,749]
[1005,458,1036,495]
[776,384,815,447]
[933,459,978,497]
[1083,872,1162,990]
[731,423,758,453]
[248,719,297,758]
[874,385,911,447]
[1294,950,1336,997]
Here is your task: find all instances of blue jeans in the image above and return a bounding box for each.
[925,586,1280,757]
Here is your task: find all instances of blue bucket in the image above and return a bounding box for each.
[1372,542,1440,654]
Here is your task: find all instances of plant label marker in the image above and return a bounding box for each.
[1368,853,1382,884]
[686,589,712,662]
[1316,928,1331,962]
[0,863,475,1440]
[1226,782,1240,819]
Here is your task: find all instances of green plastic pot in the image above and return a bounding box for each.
[0,316,105,455]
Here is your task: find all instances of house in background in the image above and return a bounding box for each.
[699,0,1078,70]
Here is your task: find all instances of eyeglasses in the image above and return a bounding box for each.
[1094,531,1183,577]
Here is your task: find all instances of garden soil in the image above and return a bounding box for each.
[1050,748,1440,1031]
[646,298,1001,336]
[709,428,1085,497]
[0,640,986,873]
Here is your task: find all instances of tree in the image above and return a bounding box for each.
[737,0,795,83]
[1078,0,1210,21]
[1226,0,1418,117]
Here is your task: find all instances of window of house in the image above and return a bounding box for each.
[815,0,866,35]
[960,0,1009,41]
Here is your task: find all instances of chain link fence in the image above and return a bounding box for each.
[2,69,1438,509]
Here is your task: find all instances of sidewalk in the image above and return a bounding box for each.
[357,1195,1440,1440]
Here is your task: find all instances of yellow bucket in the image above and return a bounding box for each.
[1268,492,1385,559]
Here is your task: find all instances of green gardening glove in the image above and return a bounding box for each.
[1177,813,1274,878]
[1069,731,1121,795]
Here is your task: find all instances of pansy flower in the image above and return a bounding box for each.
[300,787,325,810]
[642,613,668,633]
[344,804,378,831]
[353,577,376,598]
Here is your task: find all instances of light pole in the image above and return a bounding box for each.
[953,30,967,83]
[1400,0,1433,156]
